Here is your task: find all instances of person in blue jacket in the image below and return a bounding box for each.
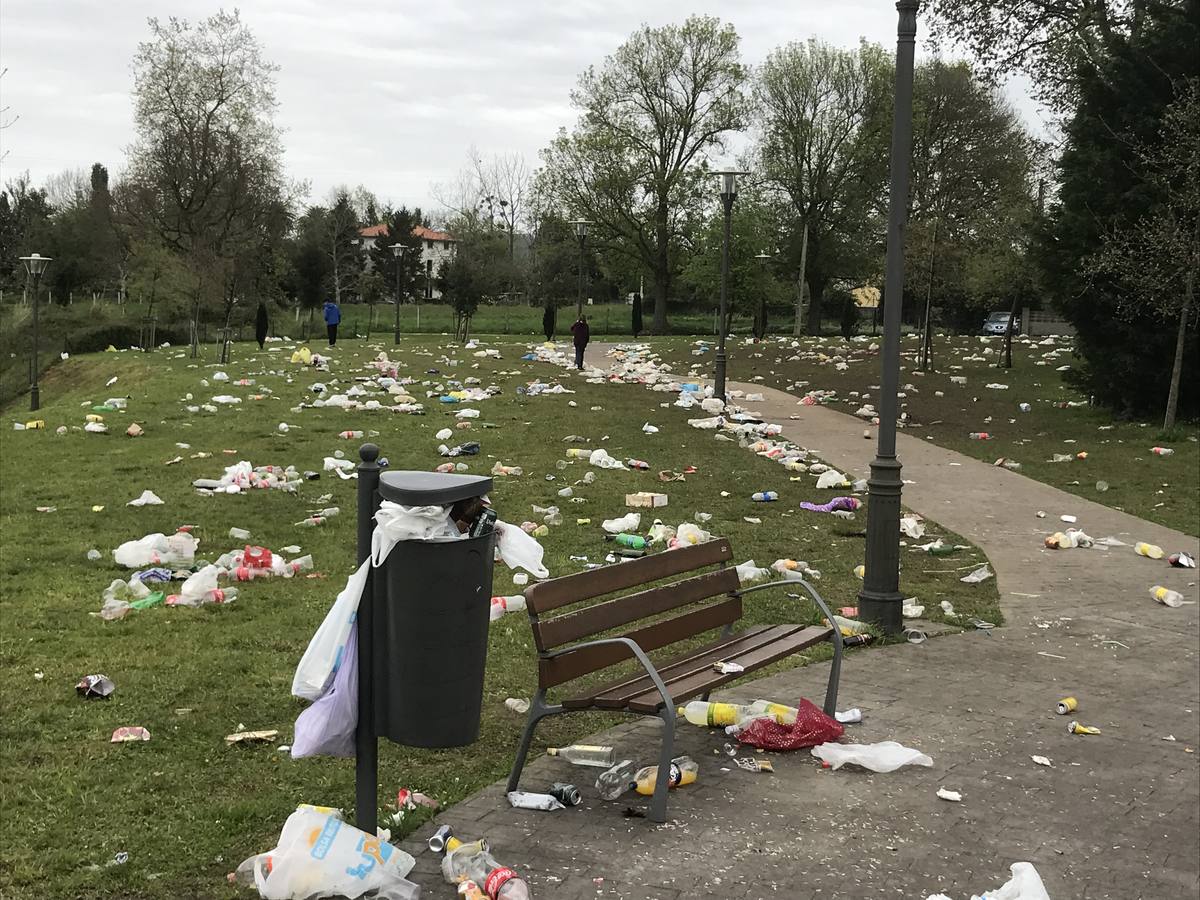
[323,299,341,346]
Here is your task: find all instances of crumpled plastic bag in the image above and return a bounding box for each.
[494,520,549,578]
[112,532,198,568]
[602,512,641,534]
[127,489,164,507]
[811,740,933,772]
[292,560,371,701]
[735,560,771,583]
[736,699,844,750]
[169,564,223,607]
[925,862,1050,900]
[589,448,626,469]
[372,502,460,558]
[237,805,417,900]
[960,565,993,584]
[673,522,711,545]
[815,469,849,489]
[292,623,359,758]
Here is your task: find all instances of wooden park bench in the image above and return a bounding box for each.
[506,537,844,822]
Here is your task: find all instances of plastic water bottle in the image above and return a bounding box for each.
[968,432,992,440]
[443,838,532,899]
[490,595,527,621]
[752,491,779,502]
[678,701,753,727]
[633,756,698,795]
[546,744,615,767]
[605,533,647,550]
[596,759,638,800]
[1150,585,1185,607]
[1151,446,1175,456]
[1135,542,1165,559]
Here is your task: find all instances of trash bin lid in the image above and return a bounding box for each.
[378,470,494,506]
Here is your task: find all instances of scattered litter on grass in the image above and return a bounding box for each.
[111,726,151,743]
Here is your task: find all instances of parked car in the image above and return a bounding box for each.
[982,310,1018,336]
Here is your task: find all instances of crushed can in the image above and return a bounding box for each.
[548,782,582,806]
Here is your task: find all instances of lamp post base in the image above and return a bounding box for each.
[30,384,40,412]
[714,349,727,403]
[857,455,904,635]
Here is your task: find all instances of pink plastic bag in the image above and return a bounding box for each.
[735,698,843,750]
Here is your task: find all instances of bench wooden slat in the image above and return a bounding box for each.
[536,568,739,650]
[589,625,806,709]
[524,539,733,614]
[626,625,833,713]
[537,597,742,689]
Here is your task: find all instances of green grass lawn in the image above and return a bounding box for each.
[0,335,998,899]
[647,333,1199,535]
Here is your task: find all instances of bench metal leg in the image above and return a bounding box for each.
[648,705,676,823]
[506,690,559,793]
[823,650,841,718]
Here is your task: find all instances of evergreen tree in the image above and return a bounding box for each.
[1041,2,1199,417]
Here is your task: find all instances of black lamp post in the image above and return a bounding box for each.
[713,171,746,402]
[570,220,590,318]
[19,252,52,412]
[859,0,919,635]
[391,242,407,345]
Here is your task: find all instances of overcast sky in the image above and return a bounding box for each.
[0,0,1048,219]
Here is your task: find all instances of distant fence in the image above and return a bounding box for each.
[1022,308,1076,336]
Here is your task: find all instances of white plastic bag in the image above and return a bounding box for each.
[925,862,1051,900]
[602,512,641,534]
[494,520,549,578]
[811,740,933,772]
[291,559,371,701]
[112,532,198,568]
[247,806,417,900]
[735,560,771,583]
[371,502,461,564]
[173,564,222,607]
[815,469,848,489]
[589,448,626,469]
[127,490,165,507]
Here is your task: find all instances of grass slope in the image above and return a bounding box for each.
[0,336,997,898]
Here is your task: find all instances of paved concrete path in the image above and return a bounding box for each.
[402,344,1199,899]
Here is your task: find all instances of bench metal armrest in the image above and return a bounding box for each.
[733,577,845,658]
[542,636,674,712]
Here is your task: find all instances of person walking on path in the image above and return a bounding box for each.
[323,299,341,346]
[255,302,270,349]
[570,315,590,369]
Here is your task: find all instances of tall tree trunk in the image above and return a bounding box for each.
[1164,298,1190,431]
[652,201,670,333]
[806,274,827,336]
[793,222,808,337]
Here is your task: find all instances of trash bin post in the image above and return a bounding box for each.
[355,443,381,834]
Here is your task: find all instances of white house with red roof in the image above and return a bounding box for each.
[359,224,456,299]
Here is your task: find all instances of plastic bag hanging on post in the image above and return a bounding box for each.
[291,559,372,701]
[291,623,360,758]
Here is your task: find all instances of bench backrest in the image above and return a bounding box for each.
[523,539,739,689]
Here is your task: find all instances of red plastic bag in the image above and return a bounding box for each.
[735,698,843,750]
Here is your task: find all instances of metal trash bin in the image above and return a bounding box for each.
[370,470,495,748]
